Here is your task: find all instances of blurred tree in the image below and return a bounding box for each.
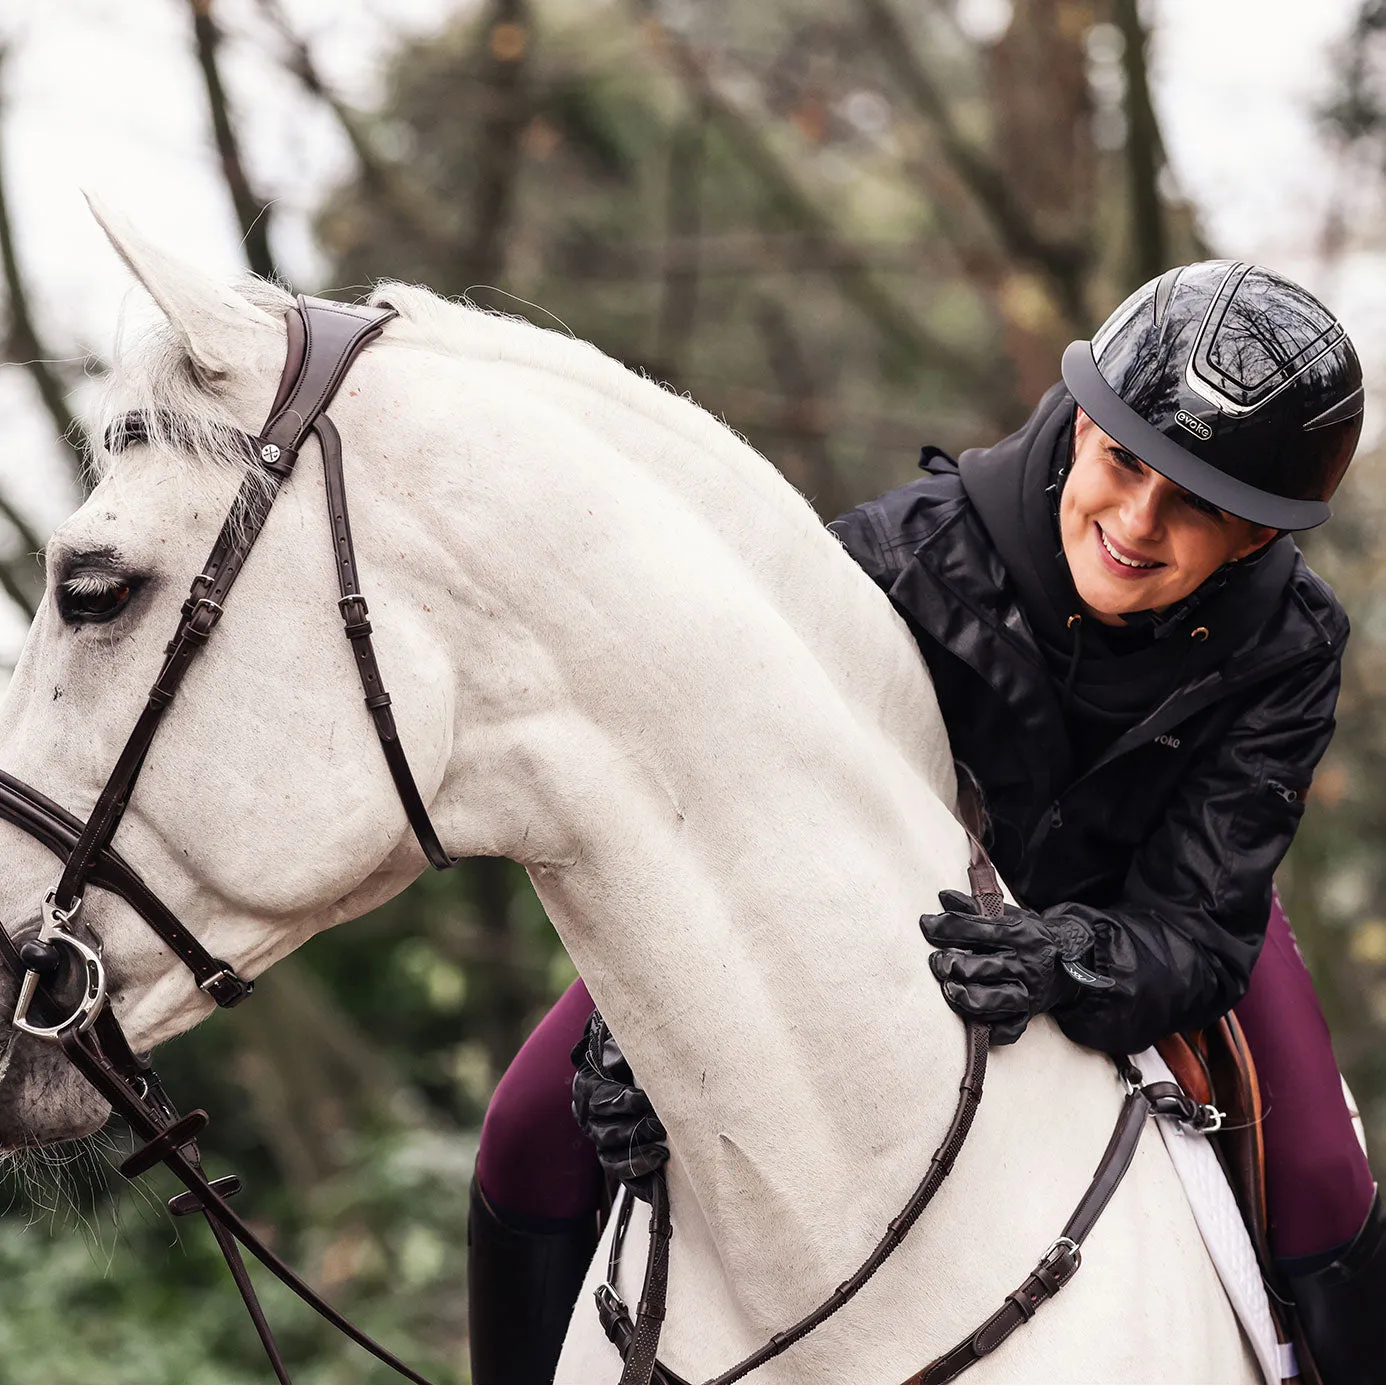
[0,47,82,617]
[2,4,1381,1380]
[186,0,283,283]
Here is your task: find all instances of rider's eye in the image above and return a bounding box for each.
[57,574,137,625]
[1181,493,1225,522]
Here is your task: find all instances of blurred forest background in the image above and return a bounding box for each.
[0,0,1385,1380]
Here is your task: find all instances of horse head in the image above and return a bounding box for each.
[0,204,464,1143]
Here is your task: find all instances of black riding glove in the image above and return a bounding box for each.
[571,1010,669,1200]
[919,889,1114,1045]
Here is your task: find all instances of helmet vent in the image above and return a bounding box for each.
[1194,265,1347,410]
[1304,384,1364,431]
[1152,266,1183,328]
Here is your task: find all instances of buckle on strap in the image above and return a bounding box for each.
[595,1282,635,1354]
[1041,1235,1081,1272]
[1143,1079,1224,1133]
[199,966,254,1007]
[185,596,225,639]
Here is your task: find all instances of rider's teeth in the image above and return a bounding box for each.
[1101,531,1157,568]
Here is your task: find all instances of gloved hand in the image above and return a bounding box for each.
[571,1010,669,1200]
[919,889,1113,1045]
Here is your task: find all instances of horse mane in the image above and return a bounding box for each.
[91,273,950,797]
[366,281,829,547]
[96,274,825,559]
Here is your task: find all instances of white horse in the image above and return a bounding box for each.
[0,207,1259,1384]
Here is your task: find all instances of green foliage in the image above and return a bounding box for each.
[0,1122,473,1383]
[4,3,1385,1381]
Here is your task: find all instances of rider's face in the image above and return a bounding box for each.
[1059,409,1277,627]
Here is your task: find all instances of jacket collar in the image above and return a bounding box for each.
[888,470,1336,793]
[956,383,1299,724]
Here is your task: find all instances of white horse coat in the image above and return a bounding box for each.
[0,208,1257,1383]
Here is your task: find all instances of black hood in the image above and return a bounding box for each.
[957,382,1296,722]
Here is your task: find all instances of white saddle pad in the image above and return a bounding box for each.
[1131,1047,1287,1385]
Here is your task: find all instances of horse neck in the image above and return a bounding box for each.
[363,337,976,1287]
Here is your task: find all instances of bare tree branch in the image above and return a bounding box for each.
[632,2,985,384]
[0,48,85,509]
[857,0,1091,326]
[562,231,965,280]
[654,101,707,379]
[251,0,454,248]
[464,0,534,289]
[0,553,35,621]
[755,296,843,519]
[1112,0,1167,286]
[186,0,281,283]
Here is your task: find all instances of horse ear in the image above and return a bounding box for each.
[84,193,279,380]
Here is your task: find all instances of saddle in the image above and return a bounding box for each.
[1156,1015,1271,1268]
[1154,1017,1329,1378]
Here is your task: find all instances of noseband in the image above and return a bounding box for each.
[0,296,457,1384]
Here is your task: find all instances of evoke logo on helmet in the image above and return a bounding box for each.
[1174,409,1213,441]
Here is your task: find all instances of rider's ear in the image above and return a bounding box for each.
[84,192,279,384]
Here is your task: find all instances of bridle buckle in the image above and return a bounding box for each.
[198,966,254,1008]
[187,596,225,636]
[1041,1235,1081,1271]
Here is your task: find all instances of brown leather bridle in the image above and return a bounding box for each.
[0,295,1219,1385]
[0,295,453,1384]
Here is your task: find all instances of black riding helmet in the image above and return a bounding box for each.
[1060,261,1364,530]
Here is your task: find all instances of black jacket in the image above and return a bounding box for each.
[830,392,1346,1055]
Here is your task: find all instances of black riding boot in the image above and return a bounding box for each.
[1283,1190,1386,1384]
[467,1177,600,1384]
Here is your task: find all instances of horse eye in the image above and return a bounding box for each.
[57,577,136,625]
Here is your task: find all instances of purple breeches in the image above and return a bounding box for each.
[476,973,605,1225]
[1233,890,1375,1258]
[478,897,1374,1258]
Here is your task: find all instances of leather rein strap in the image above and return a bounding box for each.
[598,849,1001,1384]
[0,295,457,1384]
[598,842,1172,1385]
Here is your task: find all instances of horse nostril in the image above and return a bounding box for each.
[18,940,61,975]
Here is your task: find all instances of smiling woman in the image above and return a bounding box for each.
[1059,410,1278,626]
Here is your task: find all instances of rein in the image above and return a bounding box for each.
[0,295,456,1384]
[595,840,1207,1385]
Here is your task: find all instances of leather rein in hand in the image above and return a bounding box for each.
[596,838,1194,1385]
[0,296,458,1385]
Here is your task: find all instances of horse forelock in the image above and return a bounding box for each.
[89,275,297,486]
